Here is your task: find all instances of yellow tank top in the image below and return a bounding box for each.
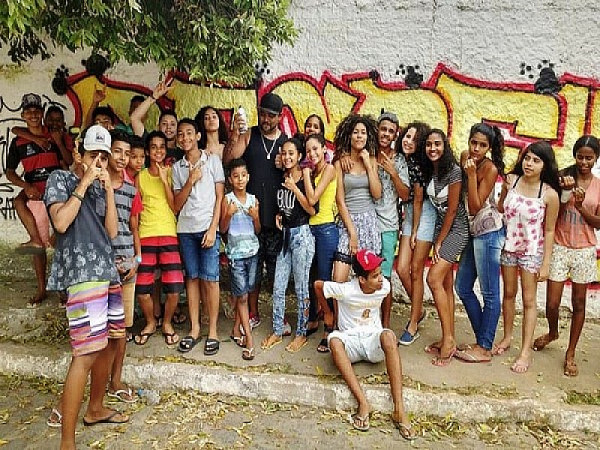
[310,167,337,225]
[138,168,177,238]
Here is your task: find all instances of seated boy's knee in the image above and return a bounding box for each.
[329,337,344,352]
[380,330,396,348]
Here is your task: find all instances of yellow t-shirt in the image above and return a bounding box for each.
[310,168,337,225]
[138,168,177,238]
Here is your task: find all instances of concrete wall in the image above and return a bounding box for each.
[2,0,600,242]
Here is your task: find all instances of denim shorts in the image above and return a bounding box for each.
[229,254,259,296]
[401,199,436,242]
[178,231,221,281]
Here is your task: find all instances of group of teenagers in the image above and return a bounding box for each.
[7,83,600,447]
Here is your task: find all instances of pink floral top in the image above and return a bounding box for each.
[503,176,546,256]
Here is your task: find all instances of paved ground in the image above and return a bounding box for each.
[0,373,595,449]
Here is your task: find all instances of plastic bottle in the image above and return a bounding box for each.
[238,106,248,134]
[137,388,160,405]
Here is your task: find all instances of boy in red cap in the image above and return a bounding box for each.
[314,248,416,440]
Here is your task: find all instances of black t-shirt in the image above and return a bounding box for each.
[277,177,316,228]
[243,126,286,229]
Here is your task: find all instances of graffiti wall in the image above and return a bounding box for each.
[2,0,600,242]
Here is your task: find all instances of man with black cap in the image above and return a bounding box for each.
[224,93,287,328]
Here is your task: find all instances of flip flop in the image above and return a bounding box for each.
[15,243,46,255]
[393,419,417,441]
[83,410,129,426]
[564,358,579,377]
[432,347,457,367]
[134,330,155,346]
[107,387,137,403]
[349,412,370,432]
[230,335,246,348]
[242,347,255,360]
[317,338,329,353]
[491,343,511,356]
[510,359,530,374]
[424,343,440,355]
[455,349,491,363]
[285,338,308,353]
[47,408,62,428]
[178,335,201,353]
[261,335,283,350]
[306,325,319,337]
[162,331,180,346]
[204,338,220,356]
[533,334,557,351]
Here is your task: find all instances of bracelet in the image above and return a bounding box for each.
[71,191,84,202]
[135,255,142,264]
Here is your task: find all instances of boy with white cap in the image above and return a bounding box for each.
[45,124,128,449]
[314,248,415,440]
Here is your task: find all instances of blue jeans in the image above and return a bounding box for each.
[229,254,258,297]
[455,227,505,350]
[178,231,220,281]
[272,225,315,336]
[308,223,339,321]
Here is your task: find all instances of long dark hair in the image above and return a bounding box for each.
[563,134,600,178]
[304,114,325,136]
[421,129,458,182]
[397,121,431,174]
[510,141,560,195]
[469,122,505,177]
[195,106,229,148]
[333,114,378,160]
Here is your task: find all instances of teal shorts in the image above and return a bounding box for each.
[380,230,399,278]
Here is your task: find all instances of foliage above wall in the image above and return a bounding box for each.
[0,0,297,84]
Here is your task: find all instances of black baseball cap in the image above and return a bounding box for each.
[259,93,283,115]
[21,93,43,111]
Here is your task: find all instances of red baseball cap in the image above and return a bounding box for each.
[356,249,385,272]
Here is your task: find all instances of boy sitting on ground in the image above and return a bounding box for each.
[313,249,416,440]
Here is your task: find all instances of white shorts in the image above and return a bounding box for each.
[328,328,390,363]
[549,244,597,284]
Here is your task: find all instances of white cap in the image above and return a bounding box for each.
[83,125,112,153]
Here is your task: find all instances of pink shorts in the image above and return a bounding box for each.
[27,200,50,245]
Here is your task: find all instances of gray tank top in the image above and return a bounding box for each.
[344,173,375,214]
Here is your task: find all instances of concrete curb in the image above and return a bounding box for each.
[0,344,597,433]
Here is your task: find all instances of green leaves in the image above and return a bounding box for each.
[0,0,297,84]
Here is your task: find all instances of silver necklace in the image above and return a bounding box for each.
[261,134,278,160]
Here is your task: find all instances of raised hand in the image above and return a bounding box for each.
[93,84,107,104]
[463,157,477,178]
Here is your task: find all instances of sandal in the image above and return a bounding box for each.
[242,347,255,360]
[317,338,329,353]
[285,337,308,353]
[134,329,156,346]
[107,387,138,403]
[491,343,511,356]
[393,419,417,441]
[564,358,578,377]
[178,335,201,353]
[204,338,220,356]
[432,347,457,367]
[47,408,62,428]
[510,358,530,374]
[261,334,283,350]
[230,335,246,348]
[162,331,180,346]
[533,334,557,351]
[172,310,187,325]
[349,412,370,432]
[83,410,129,426]
[424,343,441,355]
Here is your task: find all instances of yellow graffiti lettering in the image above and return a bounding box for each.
[272,77,359,141]
[435,73,560,164]
[555,83,589,167]
[349,78,448,131]
[168,79,256,125]
[69,76,161,128]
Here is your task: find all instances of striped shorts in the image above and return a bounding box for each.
[66,281,125,357]
[136,236,185,295]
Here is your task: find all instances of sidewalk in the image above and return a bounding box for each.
[0,284,599,433]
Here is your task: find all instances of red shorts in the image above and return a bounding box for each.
[136,236,184,295]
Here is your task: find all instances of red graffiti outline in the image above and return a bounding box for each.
[260,71,364,136]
